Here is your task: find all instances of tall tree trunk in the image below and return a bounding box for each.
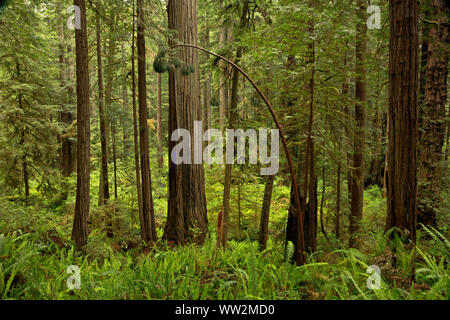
[302,12,317,253]
[164,0,208,245]
[58,15,73,178]
[96,14,113,237]
[259,174,275,251]
[137,0,157,242]
[417,0,449,227]
[219,3,229,133]
[284,54,305,263]
[131,0,144,240]
[122,45,130,158]
[219,0,249,248]
[349,0,367,249]
[202,25,211,136]
[72,0,90,248]
[386,0,419,242]
[320,165,327,238]
[112,119,118,200]
[96,14,110,206]
[157,73,163,168]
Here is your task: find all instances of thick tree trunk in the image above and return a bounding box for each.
[137,0,157,243]
[417,0,449,227]
[72,0,90,248]
[164,0,208,245]
[349,0,367,249]
[259,174,275,251]
[386,0,419,242]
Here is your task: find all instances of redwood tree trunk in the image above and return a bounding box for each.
[164,0,208,245]
[72,0,90,248]
[417,0,449,227]
[349,0,367,248]
[386,0,419,241]
[137,0,157,242]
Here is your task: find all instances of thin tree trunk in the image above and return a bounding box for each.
[112,119,118,199]
[219,3,229,133]
[349,0,367,249]
[96,14,110,205]
[303,12,317,253]
[131,0,144,240]
[72,0,90,248]
[157,73,163,168]
[58,15,73,178]
[219,1,249,248]
[137,0,157,243]
[259,174,275,251]
[95,14,113,237]
[22,157,29,198]
[336,158,341,239]
[320,165,327,238]
[386,0,419,242]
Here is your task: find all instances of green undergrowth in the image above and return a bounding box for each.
[0,188,448,300]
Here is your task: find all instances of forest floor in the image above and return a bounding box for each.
[0,169,448,300]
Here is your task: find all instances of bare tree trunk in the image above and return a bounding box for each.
[95,14,113,237]
[112,119,118,200]
[96,14,110,205]
[219,3,229,133]
[72,0,90,248]
[157,73,163,168]
[349,0,367,249]
[137,0,157,242]
[386,0,419,242]
[320,165,327,238]
[259,174,275,251]
[164,0,208,245]
[131,0,144,240]
[302,12,317,253]
[417,0,449,227]
[58,14,74,178]
[219,1,249,248]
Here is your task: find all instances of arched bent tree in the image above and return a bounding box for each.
[157,44,307,265]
